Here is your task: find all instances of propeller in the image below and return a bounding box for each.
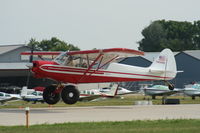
[29,44,34,63]
[26,44,35,88]
[26,44,34,69]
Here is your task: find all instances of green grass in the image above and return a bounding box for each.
[1,94,200,109]
[0,119,200,133]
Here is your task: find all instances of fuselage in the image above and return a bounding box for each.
[184,84,200,96]
[143,85,182,96]
[144,85,171,96]
[31,60,173,84]
[30,48,177,84]
[0,92,20,101]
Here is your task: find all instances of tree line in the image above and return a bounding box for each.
[28,20,200,52]
[138,20,200,52]
[28,37,80,51]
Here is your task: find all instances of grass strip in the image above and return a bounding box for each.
[0,119,200,133]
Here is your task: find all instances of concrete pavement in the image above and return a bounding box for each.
[0,104,200,126]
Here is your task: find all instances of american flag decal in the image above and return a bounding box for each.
[156,56,166,64]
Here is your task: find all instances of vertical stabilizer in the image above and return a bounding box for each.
[102,83,119,96]
[21,86,28,97]
[149,49,177,80]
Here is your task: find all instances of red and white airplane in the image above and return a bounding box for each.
[21,48,177,105]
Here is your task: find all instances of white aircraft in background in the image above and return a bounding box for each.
[143,85,182,99]
[21,86,44,103]
[79,83,134,101]
[184,83,200,99]
[0,92,21,105]
[79,84,119,101]
[99,83,133,95]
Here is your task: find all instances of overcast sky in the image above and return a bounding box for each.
[0,0,200,50]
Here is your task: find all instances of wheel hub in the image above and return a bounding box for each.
[69,92,74,98]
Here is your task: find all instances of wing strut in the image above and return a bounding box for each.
[99,55,119,69]
[77,53,103,83]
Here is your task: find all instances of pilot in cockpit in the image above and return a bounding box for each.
[64,55,74,66]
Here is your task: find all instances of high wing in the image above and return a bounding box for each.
[21,51,62,60]
[151,90,180,96]
[0,97,20,105]
[79,95,101,101]
[21,48,144,63]
[67,48,144,63]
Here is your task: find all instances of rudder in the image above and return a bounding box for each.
[149,48,177,80]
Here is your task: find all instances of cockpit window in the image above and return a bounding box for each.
[38,92,43,96]
[5,94,11,97]
[54,52,89,68]
[193,84,200,89]
[0,93,4,96]
[54,52,68,65]
[32,91,37,96]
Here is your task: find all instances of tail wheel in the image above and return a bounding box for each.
[43,85,61,105]
[168,84,174,90]
[61,85,80,104]
[164,81,174,90]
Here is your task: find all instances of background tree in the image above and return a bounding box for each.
[27,37,80,51]
[138,20,199,52]
[193,20,200,49]
[138,21,167,52]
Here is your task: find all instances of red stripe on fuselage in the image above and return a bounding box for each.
[40,65,172,79]
[35,70,172,84]
[41,66,104,74]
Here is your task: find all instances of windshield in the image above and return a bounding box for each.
[54,52,68,65]
[193,84,200,89]
[54,52,89,68]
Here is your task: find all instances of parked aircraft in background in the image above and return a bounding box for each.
[21,86,44,103]
[184,83,200,99]
[143,85,182,99]
[79,84,118,101]
[0,92,21,105]
[22,48,177,105]
[99,83,133,95]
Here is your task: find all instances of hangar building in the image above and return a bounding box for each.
[0,44,55,92]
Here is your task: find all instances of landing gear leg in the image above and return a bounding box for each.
[162,95,167,105]
[192,96,195,100]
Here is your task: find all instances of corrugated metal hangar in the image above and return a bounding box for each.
[0,44,55,92]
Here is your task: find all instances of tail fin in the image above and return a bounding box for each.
[149,48,177,80]
[102,83,119,97]
[21,86,28,97]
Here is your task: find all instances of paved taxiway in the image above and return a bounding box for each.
[0,104,200,126]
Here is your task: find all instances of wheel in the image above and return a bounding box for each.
[61,85,80,104]
[192,96,195,100]
[43,85,61,105]
[168,84,174,90]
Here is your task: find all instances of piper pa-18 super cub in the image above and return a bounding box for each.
[22,48,177,105]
